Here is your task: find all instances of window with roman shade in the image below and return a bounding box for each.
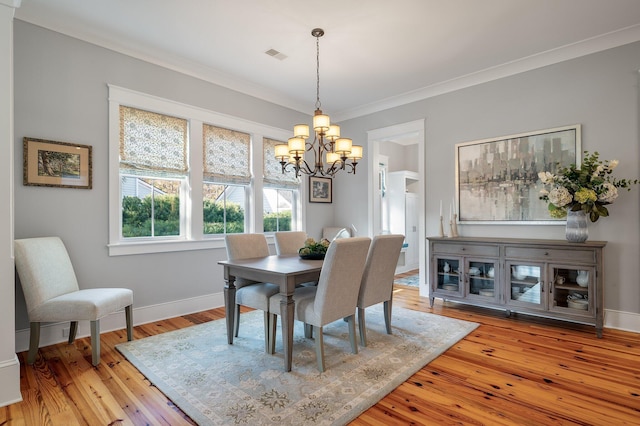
[202,124,251,234]
[262,137,300,232]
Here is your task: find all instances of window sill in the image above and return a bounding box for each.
[108,238,226,256]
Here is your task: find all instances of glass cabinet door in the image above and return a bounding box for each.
[433,256,462,295]
[549,265,593,316]
[466,259,497,300]
[506,261,544,308]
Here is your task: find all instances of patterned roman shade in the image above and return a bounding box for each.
[119,106,188,177]
[203,124,251,185]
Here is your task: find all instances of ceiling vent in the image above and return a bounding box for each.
[265,48,287,61]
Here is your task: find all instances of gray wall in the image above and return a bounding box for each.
[338,41,640,314]
[13,19,640,329]
[12,21,336,329]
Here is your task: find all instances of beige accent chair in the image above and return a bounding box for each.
[224,233,279,351]
[267,237,371,372]
[357,234,405,347]
[14,237,133,366]
[274,231,307,255]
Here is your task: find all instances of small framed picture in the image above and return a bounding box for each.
[23,137,93,189]
[309,176,332,203]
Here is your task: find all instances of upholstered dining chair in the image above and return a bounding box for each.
[274,231,307,255]
[356,234,405,347]
[14,237,133,366]
[267,237,371,372]
[224,233,279,351]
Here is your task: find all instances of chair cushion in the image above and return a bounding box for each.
[236,283,280,311]
[268,286,318,323]
[28,288,133,322]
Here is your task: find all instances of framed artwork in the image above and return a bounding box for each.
[23,137,93,189]
[455,124,580,224]
[309,176,332,203]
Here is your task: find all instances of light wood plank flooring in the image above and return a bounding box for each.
[2,270,639,425]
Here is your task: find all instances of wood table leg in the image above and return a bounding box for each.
[281,293,295,372]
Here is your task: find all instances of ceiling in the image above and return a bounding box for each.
[14,0,640,121]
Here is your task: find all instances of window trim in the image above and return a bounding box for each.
[108,85,303,256]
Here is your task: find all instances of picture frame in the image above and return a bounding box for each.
[23,137,93,189]
[455,124,580,224]
[309,176,332,203]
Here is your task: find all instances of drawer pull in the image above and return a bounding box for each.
[545,252,549,256]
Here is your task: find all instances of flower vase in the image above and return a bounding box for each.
[565,210,588,243]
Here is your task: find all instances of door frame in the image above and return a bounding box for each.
[367,119,427,296]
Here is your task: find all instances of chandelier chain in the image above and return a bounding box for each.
[315,33,321,110]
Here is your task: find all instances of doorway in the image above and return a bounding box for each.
[367,120,426,296]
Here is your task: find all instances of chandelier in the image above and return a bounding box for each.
[275,28,363,178]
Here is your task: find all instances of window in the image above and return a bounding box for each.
[203,124,251,235]
[119,106,188,238]
[263,137,301,232]
[108,85,302,255]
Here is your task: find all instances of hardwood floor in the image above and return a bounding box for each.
[3,271,639,425]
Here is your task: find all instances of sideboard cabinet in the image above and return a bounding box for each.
[428,236,606,337]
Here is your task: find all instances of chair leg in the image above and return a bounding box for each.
[304,323,313,339]
[234,304,241,337]
[347,314,358,354]
[68,321,78,344]
[125,305,133,341]
[383,298,393,335]
[90,320,100,366]
[357,307,367,347]
[267,313,277,354]
[314,325,325,373]
[263,311,271,353]
[27,322,41,365]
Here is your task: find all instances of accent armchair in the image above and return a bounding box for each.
[14,237,133,366]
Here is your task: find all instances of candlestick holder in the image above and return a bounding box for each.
[439,215,447,237]
[451,214,459,237]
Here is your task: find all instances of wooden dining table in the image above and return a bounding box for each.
[218,254,323,371]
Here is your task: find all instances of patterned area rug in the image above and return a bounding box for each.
[394,273,419,287]
[117,305,477,425]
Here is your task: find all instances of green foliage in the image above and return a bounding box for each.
[123,194,291,236]
[122,195,180,237]
[263,211,291,232]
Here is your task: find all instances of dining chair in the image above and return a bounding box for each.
[224,233,280,351]
[274,231,307,255]
[14,237,133,366]
[356,234,405,347]
[267,237,371,372]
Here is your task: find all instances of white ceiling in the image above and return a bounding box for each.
[14,0,640,121]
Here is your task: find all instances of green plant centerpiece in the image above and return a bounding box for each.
[298,237,330,259]
[538,151,638,222]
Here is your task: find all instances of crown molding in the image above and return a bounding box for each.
[334,23,640,122]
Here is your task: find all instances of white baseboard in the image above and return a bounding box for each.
[0,355,22,407]
[15,292,225,353]
[14,291,638,354]
[604,309,640,333]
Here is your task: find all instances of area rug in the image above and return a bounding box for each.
[394,273,419,287]
[116,305,477,425]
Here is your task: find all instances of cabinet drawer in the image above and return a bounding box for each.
[432,242,499,257]
[505,246,595,263]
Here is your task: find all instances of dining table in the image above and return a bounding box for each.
[218,254,323,372]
